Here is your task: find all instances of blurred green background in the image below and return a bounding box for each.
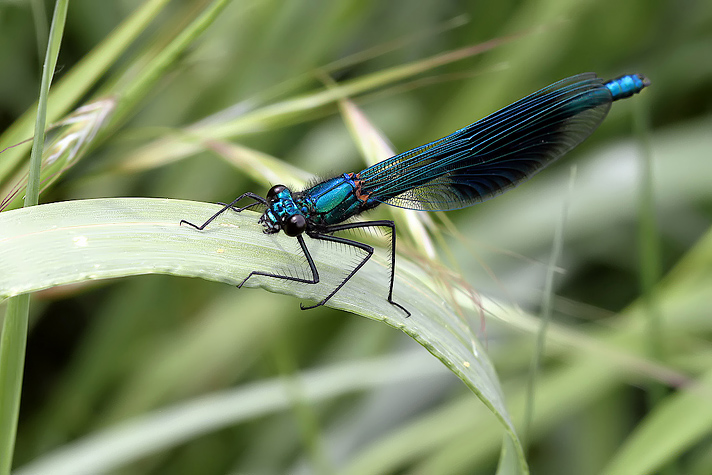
[1,0,712,474]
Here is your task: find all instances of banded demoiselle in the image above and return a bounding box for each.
[181,73,649,317]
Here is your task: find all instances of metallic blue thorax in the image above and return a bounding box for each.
[300,174,378,227]
[261,174,378,233]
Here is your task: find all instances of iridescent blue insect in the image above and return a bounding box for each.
[181,73,649,317]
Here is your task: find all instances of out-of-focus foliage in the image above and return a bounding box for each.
[1,0,711,474]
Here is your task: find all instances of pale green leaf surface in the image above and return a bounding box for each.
[0,198,526,472]
[497,434,523,475]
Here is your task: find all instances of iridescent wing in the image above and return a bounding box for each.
[358,73,613,211]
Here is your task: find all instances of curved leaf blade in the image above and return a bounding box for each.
[0,197,526,473]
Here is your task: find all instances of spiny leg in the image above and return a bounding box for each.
[238,234,320,288]
[180,192,267,230]
[216,201,259,214]
[302,220,410,317]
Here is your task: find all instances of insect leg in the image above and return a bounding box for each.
[180,192,267,230]
[238,234,320,288]
[303,220,410,317]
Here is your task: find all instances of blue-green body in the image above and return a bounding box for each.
[186,72,649,316]
[262,173,380,231]
[302,174,379,225]
[260,73,649,234]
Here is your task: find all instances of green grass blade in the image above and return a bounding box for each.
[0,0,172,181]
[0,294,30,475]
[1,97,117,212]
[202,37,517,139]
[634,94,671,441]
[117,35,519,173]
[1,0,233,213]
[113,0,234,127]
[522,167,575,449]
[12,351,444,475]
[0,1,68,473]
[601,369,712,475]
[0,197,526,473]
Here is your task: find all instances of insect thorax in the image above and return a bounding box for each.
[300,174,378,226]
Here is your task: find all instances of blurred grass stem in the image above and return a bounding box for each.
[0,1,68,474]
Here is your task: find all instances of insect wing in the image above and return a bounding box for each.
[358,73,613,211]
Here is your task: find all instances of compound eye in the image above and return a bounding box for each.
[266,184,287,201]
[284,214,306,237]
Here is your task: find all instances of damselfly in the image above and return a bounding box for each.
[181,73,649,317]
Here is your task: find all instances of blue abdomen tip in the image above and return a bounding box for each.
[605,74,650,101]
